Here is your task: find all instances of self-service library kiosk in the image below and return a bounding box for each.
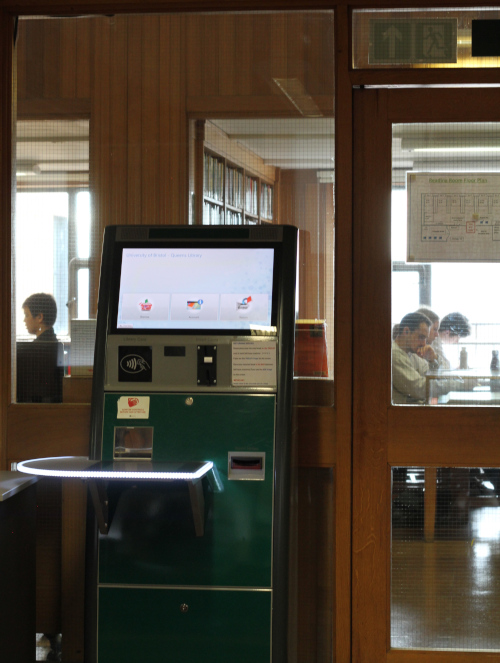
[83,224,298,663]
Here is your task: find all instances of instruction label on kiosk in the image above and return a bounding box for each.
[117,396,150,419]
[231,341,277,387]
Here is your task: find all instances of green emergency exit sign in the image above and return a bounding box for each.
[370,18,457,64]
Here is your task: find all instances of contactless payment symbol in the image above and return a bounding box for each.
[118,346,153,382]
[187,299,203,310]
[237,296,252,310]
[121,355,150,374]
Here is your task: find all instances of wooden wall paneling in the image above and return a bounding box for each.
[159,14,171,225]
[269,12,287,88]
[286,12,305,89]
[0,12,14,470]
[109,15,129,227]
[297,467,335,662]
[60,19,77,99]
[201,13,219,97]
[43,19,60,99]
[76,18,91,99]
[323,182,334,368]
[142,14,160,224]
[16,20,27,100]
[168,13,188,224]
[236,14,253,97]
[88,18,102,314]
[192,119,205,225]
[352,87,391,662]
[185,14,204,98]
[251,14,272,97]
[329,10,353,661]
[218,13,236,97]
[388,407,500,467]
[126,16,143,225]
[24,20,44,99]
[305,11,334,97]
[61,479,87,663]
[7,404,91,462]
[35,479,62,634]
[91,17,110,241]
[296,406,335,468]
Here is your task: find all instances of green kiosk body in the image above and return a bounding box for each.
[85,224,297,663]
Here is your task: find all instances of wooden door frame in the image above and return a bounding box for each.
[352,86,500,663]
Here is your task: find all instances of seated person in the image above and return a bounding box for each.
[411,306,440,368]
[432,311,471,370]
[17,293,63,403]
[392,311,450,404]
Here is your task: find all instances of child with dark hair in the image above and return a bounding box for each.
[17,293,62,402]
[22,293,58,340]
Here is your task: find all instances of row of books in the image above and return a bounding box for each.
[203,153,225,202]
[204,151,273,219]
[261,183,274,220]
[203,201,262,227]
[245,175,259,216]
[226,165,244,208]
[203,201,224,226]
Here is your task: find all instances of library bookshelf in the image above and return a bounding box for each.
[194,120,276,226]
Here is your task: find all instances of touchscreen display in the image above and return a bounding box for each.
[116,247,275,331]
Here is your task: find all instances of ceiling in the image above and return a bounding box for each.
[210,118,335,171]
[15,118,500,188]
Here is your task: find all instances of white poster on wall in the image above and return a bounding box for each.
[407,172,500,262]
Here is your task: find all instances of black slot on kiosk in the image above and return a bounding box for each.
[85,224,297,663]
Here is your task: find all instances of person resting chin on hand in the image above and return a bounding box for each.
[416,344,438,363]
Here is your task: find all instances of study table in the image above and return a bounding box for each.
[426,367,500,404]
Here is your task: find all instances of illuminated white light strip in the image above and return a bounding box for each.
[17,457,213,481]
[412,147,500,153]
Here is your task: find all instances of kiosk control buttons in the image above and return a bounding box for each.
[197,345,217,386]
[228,452,266,480]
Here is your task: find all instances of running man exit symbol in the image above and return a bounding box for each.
[415,21,457,61]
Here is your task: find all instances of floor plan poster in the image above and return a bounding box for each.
[407,172,500,262]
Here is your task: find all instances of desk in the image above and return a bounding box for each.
[426,368,500,404]
[438,390,500,405]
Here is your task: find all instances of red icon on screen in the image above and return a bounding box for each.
[140,299,152,311]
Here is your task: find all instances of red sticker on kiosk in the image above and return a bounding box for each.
[117,396,150,419]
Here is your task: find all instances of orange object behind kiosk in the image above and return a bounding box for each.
[294,319,329,377]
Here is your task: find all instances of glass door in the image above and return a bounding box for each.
[353,87,500,662]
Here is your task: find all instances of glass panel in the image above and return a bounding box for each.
[13,113,91,402]
[14,12,334,400]
[392,466,500,651]
[392,122,500,406]
[353,7,500,69]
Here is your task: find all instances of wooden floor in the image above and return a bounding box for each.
[392,501,500,651]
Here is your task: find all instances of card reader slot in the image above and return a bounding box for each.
[230,457,263,471]
[228,452,265,480]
